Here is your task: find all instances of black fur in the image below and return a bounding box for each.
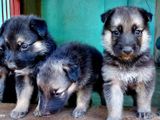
[36,42,103,117]
[0,15,56,119]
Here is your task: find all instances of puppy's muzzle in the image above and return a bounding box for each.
[122,46,133,55]
[5,61,17,70]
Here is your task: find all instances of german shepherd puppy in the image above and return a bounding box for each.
[101,6,155,120]
[34,42,103,118]
[0,15,56,119]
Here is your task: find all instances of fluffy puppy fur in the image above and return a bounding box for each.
[34,42,103,118]
[0,33,16,102]
[101,6,155,120]
[0,15,56,119]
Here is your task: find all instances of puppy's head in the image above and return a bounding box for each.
[37,59,80,115]
[101,6,152,61]
[0,15,56,70]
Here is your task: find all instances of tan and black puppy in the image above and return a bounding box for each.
[34,42,103,118]
[101,6,155,120]
[0,15,56,119]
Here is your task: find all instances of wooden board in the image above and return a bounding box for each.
[0,104,159,120]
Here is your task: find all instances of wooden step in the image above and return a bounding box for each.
[0,104,159,120]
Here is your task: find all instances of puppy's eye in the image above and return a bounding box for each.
[112,30,120,37]
[21,43,29,51]
[134,30,142,37]
[54,92,61,96]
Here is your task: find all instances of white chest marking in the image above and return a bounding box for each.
[102,65,154,83]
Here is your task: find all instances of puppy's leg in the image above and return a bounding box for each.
[72,86,92,118]
[103,80,123,120]
[0,67,8,101]
[136,81,154,119]
[33,92,42,117]
[10,75,34,119]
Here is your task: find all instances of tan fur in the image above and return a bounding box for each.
[10,75,33,119]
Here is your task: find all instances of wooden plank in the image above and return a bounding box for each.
[41,0,104,52]
[0,104,159,120]
[0,0,11,25]
[21,0,41,16]
[10,0,20,16]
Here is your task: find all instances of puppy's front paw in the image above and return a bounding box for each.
[33,109,42,117]
[10,109,28,119]
[72,108,86,118]
[137,112,152,119]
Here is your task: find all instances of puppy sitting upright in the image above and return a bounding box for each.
[0,15,56,119]
[101,7,155,120]
[34,42,103,118]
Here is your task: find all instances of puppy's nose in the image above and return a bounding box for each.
[122,47,133,55]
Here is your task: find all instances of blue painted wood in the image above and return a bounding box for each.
[0,0,10,26]
[0,0,2,25]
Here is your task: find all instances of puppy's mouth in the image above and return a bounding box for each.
[119,53,135,61]
[5,62,17,71]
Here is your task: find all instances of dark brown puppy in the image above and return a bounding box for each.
[101,6,155,120]
[34,42,103,118]
[0,15,56,119]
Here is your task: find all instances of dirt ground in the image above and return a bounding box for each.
[0,104,159,120]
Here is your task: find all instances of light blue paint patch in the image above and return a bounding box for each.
[7,0,10,19]
[2,0,7,21]
[0,1,2,26]
[41,0,104,52]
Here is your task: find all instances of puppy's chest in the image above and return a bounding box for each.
[102,64,154,83]
[113,67,138,82]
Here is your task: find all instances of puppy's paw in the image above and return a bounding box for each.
[137,112,152,119]
[72,108,86,118]
[10,109,28,119]
[33,109,42,117]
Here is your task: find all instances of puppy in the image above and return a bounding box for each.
[34,42,103,118]
[101,6,155,120]
[0,15,56,119]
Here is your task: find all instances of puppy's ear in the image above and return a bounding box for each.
[30,18,48,38]
[101,9,115,23]
[138,8,152,22]
[63,63,80,82]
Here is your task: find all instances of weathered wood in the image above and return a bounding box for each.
[0,104,159,120]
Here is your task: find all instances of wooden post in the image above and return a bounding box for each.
[10,0,20,16]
